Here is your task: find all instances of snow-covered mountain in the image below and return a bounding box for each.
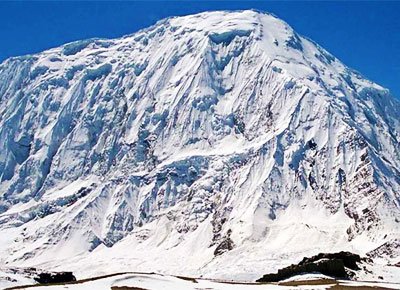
[0,10,399,283]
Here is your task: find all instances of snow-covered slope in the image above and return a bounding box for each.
[0,10,399,283]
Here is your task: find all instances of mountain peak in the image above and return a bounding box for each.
[0,9,399,284]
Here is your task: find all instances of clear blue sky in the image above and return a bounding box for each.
[0,1,399,97]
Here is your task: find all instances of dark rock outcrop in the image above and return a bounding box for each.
[256,251,363,282]
[299,252,363,270]
[34,271,76,284]
[214,229,235,256]
[214,237,234,256]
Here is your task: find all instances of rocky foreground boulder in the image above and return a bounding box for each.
[34,271,76,284]
[256,251,365,282]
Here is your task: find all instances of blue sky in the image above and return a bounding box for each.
[0,1,399,97]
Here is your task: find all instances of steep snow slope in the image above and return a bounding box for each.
[0,10,399,282]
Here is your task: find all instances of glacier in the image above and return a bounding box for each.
[0,10,399,285]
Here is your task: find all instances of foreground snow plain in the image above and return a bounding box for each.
[4,273,400,290]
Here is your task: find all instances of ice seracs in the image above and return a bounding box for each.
[0,9,399,284]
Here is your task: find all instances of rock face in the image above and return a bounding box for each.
[214,229,234,256]
[256,252,363,282]
[367,239,400,260]
[0,10,399,280]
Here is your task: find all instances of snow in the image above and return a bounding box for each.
[9,273,400,290]
[0,269,34,290]
[0,9,399,288]
[338,280,400,289]
[281,273,333,282]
